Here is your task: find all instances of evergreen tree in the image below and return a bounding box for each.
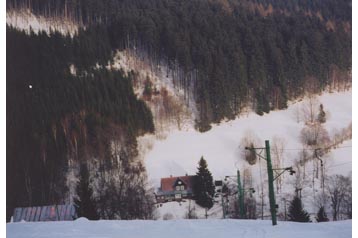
[143,77,153,100]
[74,164,100,220]
[192,156,215,209]
[288,196,311,222]
[317,104,326,124]
[316,206,329,222]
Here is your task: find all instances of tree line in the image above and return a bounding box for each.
[7,0,352,130]
[6,26,154,221]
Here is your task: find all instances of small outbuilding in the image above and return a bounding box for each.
[12,204,77,222]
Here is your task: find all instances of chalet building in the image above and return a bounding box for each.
[155,175,196,203]
[12,204,77,222]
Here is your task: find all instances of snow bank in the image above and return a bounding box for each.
[74,217,89,222]
[155,199,223,220]
[6,219,352,238]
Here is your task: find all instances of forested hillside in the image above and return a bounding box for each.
[7,0,352,128]
[7,27,155,221]
[6,0,351,221]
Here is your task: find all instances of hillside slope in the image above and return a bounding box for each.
[144,90,351,216]
[144,90,351,181]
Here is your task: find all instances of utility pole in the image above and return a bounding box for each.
[245,140,295,226]
[295,188,302,200]
[265,140,277,226]
[224,171,256,219]
[314,148,325,195]
[237,170,245,219]
[221,192,226,219]
[260,192,264,220]
[284,199,287,221]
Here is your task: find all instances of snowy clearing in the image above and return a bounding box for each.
[6,219,352,238]
[144,90,351,184]
[143,90,351,217]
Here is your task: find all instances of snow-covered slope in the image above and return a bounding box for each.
[6,9,78,36]
[6,219,352,238]
[144,90,351,183]
[143,90,351,216]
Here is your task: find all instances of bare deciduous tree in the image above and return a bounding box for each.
[293,105,301,123]
[271,136,286,193]
[300,124,330,147]
[297,149,309,179]
[160,86,190,130]
[240,130,261,165]
[317,104,327,124]
[301,95,319,125]
[242,168,256,219]
[184,199,198,219]
[314,191,329,212]
[327,175,352,221]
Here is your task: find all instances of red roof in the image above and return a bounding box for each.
[160,175,195,191]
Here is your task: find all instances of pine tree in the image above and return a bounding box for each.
[142,76,153,100]
[316,206,329,222]
[74,164,100,220]
[288,196,311,222]
[317,104,326,123]
[192,156,215,209]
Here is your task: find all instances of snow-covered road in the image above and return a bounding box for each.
[6,219,352,238]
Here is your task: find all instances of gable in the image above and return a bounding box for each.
[160,175,195,192]
[173,178,185,187]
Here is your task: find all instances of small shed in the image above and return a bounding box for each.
[12,204,77,222]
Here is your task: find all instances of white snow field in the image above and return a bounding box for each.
[144,90,351,219]
[155,198,224,219]
[6,218,352,238]
[144,90,352,184]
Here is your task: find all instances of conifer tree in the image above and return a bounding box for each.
[288,196,311,222]
[317,104,326,123]
[316,206,329,222]
[74,164,100,220]
[192,156,215,209]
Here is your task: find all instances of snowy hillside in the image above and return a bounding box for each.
[6,9,78,36]
[144,90,351,181]
[6,218,352,238]
[142,90,351,216]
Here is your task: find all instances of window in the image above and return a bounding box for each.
[181,185,185,191]
[176,186,180,191]
[175,194,182,199]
